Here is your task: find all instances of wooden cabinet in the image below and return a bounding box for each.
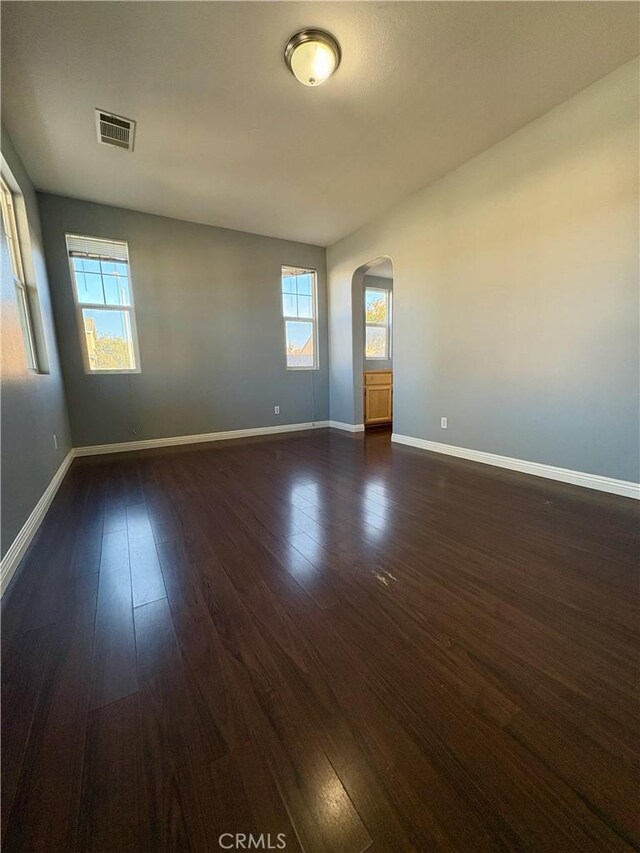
[364,371,393,426]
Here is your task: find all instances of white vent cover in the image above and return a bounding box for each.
[95,109,135,151]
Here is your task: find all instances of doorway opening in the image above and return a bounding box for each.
[351,257,394,437]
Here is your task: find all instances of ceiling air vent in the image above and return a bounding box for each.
[95,109,136,151]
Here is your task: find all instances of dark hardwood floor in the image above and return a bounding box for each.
[2,428,638,852]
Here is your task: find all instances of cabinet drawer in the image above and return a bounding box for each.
[364,371,392,387]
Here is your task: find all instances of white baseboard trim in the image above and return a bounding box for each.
[1,449,75,596]
[329,421,365,433]
[391,434,640,500]
[73,420,331,457]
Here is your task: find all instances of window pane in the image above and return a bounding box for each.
[82,308,136,370]
[282,275,297,295]
[102,275,119,306]
[102,272,131,306]
[286,320,314,368]
[83,272,106,303]
[83,258,101,273]
[72,271,104,304]
[365,289,387,324]
[297,294,313,318]
[297,274,312,296]
[366,325,387,358]
[72,271,86,293]
[282,292,297,316]
[72,263,132,306]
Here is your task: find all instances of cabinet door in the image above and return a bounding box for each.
[365,384,392,424]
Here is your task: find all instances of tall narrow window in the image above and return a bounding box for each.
[282,265,318,369]
[0,177,38,370]
[66,234,140,373]
[365,287,391,359]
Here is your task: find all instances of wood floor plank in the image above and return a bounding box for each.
[241,577,504,851]
[134,597,226,765]
[2,428,638,851]
[126,503,167,606]
[0,625,53,846]
[134,597,227,851]
[1,472,85,639]
[2,572,98,852]
[90,529,138,710]
[77,693,149,853]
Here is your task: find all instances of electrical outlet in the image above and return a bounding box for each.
[274,405,280,415]
[441,417,448,429]
[53,434,58,449]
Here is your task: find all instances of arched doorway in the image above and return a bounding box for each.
[351,256,394,430]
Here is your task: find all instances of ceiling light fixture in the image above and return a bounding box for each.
[284,29,341,87]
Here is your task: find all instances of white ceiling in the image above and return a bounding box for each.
[2,2,638,247]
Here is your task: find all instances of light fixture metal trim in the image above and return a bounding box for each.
[284,28,341,86]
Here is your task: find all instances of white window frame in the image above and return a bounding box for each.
[282,265,319,371]
[66,234,141,375]
[365,286,392,360]
[0,176,39,371]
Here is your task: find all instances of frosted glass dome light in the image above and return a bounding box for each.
[284,29,341,87]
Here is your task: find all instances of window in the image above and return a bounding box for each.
[66,234,140,373]
[282,265,318,369]
[0,177,38,370]
[365,287,391,359]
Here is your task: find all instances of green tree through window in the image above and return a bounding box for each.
[365,287,391,359]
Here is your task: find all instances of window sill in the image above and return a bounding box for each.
[286,366,320,372]
[84,368,141,375]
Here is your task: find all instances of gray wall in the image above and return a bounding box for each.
[37,195,328,447]
[1,127,72,559]
[328,60,639,482]
[363,274,393,372]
